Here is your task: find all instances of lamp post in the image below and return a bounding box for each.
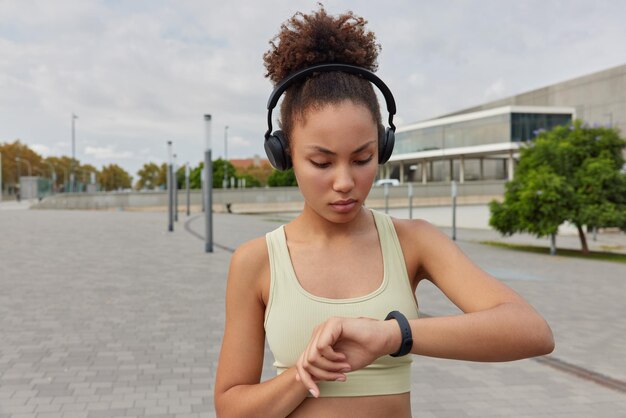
[56,164,69,192]
[77,168,96,192]
[0,151,3,203]
[45,161,56,181]
[45,161,57,194]
[167,141,174,232]
[173,153,179,222]
[15,157,32,201]
[70,113,78,192]
[204,114,213,253]
[15,157,32,177]
[223,125,228,189]
[185,162,190,216]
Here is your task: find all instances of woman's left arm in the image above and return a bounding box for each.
[399,219,554,361]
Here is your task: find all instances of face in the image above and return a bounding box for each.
[290,100,379,223]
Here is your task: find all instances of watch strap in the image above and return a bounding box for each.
[385,310,413,357]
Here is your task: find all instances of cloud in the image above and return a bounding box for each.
[483,78,506,100]
[30,143,52,156]
[84,146,134,160]
[408,72,426,88]
[2,0,626,176]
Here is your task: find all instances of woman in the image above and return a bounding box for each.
[214,6,554,418]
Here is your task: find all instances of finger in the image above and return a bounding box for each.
[318,344,348,365]
[296,359,320,398]
[304,326,324,369]
[296,325,324,397]
[316,318,344,354]
[302,362,346,382]
[304,353,350,373]
[307,319,349,367]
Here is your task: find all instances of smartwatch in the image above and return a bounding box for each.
[385,311,413,357]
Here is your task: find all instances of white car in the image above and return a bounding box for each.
[374,178,400,187]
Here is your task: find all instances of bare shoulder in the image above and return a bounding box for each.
[389,217,443,286]
[231,235,269,272]
[391,217,446,256]
[228,235,271,303]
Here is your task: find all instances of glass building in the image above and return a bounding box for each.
[386,106,574,183]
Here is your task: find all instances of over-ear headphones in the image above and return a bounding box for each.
[264,63,397,171]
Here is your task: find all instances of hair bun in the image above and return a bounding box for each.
[264,5,381,84]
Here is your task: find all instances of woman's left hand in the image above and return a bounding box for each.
[295,316,399,397]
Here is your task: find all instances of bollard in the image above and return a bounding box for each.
[384,183,389,214]
[185,163,190,216]
[451,180,457,241]
[408,183,413,220]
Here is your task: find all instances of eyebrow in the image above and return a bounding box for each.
[306,141,376,156]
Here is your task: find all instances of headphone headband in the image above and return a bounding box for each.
[265,63,397,140]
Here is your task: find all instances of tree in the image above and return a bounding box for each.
[267,168,298,187]
[237,173,262,188]
[136,162,164,190]
[44,156,76,191]
[212,158,238,188]
[235,159,274,187]
[189,162,203,189]
[99,164,132,191]
[186,159,287,190]
[187,160,237,189]
[78,164,98,189]
[490,120,626,254]
[0,140,45,191]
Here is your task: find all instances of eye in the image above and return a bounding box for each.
[311,160,330,169]
[355,155,374,165]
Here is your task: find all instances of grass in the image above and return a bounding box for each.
[479,240,626,264]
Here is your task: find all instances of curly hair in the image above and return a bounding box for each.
[263,5,383,147]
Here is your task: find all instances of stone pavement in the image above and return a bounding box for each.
[0,208,625,417]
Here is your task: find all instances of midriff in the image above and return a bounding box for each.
[288,392,412,418]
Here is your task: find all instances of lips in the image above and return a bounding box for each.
[329,199,358,213]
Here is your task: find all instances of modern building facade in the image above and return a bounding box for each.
[386,63,626,184]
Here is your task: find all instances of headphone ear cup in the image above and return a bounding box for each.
[264,130,292,171]
[378,127,395,164]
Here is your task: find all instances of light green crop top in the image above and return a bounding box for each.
[264,208,419,397]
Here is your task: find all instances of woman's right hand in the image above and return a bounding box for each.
[295,316,399,397]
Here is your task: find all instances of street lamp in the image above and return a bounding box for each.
[173,153,178,222]
[0,151,3,203]
[15,157,32,176]
[44,161,56,179]
[71,113,78,192]
[185,162,190,216]
[76,168,96,192]
[44,161,57,194]
[223,125,228,189]
[167,141,174,232]
[204,114,213,253]
[55,164,69,192]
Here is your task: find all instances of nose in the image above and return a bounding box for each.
[332,164,355,193]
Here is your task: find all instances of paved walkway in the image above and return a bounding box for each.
[0,208,625,417]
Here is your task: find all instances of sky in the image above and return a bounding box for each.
[2,0,626,177]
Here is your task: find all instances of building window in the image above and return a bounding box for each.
[511,113,571,142]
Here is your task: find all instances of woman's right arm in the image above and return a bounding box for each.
[214,238,309,418]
